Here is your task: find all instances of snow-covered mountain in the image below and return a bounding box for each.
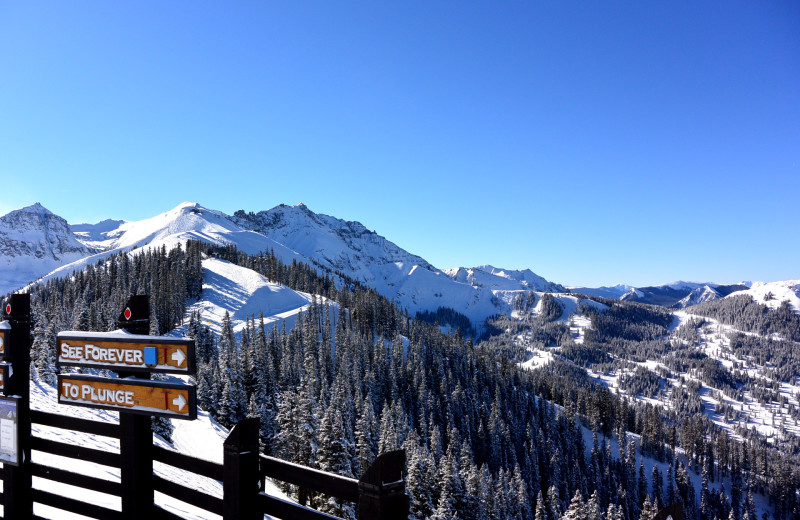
[29,202,305,292]
[566,284,634,299]
[574,280,749,308]
[0,203,93,294]
[674,284,721,308]
[3,201,791,327]
[228,204,563,325]
[72,202,301,261]
[0,202,561,327]
[619,287,646,301]
[444,265,564,292]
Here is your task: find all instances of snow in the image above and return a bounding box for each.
[173,258,338,338]
[71,219,126,249]
[732,279,800,312]
[520,348,554,370]
[565,284,633,299]
[515,295,606,369]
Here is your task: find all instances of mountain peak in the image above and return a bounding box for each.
[8,202,55,218]
[0,203,92,293]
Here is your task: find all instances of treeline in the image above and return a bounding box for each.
[689,295,800,342]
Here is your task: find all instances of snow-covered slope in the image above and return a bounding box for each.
[233,203,437,283]
[172,257,337,338]
[77,202,302,261]
[619,287,645,301]
[0,203,93,295]
[730,279,800,312]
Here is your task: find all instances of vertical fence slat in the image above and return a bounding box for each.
[223,417,261,520]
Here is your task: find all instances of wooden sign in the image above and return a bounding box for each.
[0,322,9,361]
[0,363,9,394]
[58,375,197,420]
[57,331,195,375]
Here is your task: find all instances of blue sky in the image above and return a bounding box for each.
[1,1,798,287]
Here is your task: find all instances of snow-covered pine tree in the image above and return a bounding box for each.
[562,489,587,520]
[216,311,247,427]
[404,432,436,520]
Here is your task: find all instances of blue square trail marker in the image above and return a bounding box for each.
[144,347,157,366]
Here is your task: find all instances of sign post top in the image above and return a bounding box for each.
[116,295,149,335]
[4,294,30,323]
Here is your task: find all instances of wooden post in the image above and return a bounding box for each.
[358,450,408,520]
[223,417,261,520]
[653,503,684,520]
[117,295,154,520]
[3,293,32,519]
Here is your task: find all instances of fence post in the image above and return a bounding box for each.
[117,295,154,520]
[223,417,261,520]
[358,450,408,520]
[3,294,32,519]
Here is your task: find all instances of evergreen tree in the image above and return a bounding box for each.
[217,312,247,427]
[639,495,655,520]
[317,403,355,519]
[562,489,587,520]
[405,435,436,520]
[534,490,547,520]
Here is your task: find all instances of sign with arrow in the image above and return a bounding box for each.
[57,331,195,375]
[57,374,197,420]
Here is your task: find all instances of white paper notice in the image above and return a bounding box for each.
[0,417,15,458]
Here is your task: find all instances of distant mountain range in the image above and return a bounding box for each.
[1,202,797,324]
[568,280,752,308]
